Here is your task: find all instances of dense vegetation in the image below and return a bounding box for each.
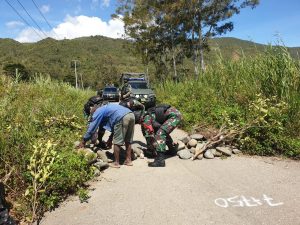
[0,75,95,223]
[0,36,144,89]
[0,36,299,89]
[156,46,300,158]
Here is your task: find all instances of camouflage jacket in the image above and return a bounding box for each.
[142,105,182,136]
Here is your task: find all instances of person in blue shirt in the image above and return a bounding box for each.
[78,103,135,168]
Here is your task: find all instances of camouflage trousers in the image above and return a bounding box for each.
[154,108,182,153]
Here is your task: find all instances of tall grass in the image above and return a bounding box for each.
[156,46,300,157]
[0,75,95,222]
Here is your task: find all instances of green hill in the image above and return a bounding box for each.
[0,36,299,88]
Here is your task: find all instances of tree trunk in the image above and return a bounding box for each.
[198,22,205,74]
[192,27,199,79]
[172,50,177,82]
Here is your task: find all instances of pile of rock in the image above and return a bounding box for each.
[74,141,145,176]
[74,142,111,176]
[175,133,241,160]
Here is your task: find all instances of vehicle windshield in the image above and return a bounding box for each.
[129,82,148,89]
[104,87,117,92]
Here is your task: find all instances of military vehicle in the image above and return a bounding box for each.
[120,72,156,108]
[102,85,120,102]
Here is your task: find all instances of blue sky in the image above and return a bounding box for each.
[0,0,299,47]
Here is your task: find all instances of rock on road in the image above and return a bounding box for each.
[40,125,300,225]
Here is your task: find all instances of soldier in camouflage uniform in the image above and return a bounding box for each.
[120,79,132,100]
[141,104,182,167]
[119,88,145,124]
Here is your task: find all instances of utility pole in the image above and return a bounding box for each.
[71,60,80,88]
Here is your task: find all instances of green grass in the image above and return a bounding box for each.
[156,46,300,158]
[0,75,96,222]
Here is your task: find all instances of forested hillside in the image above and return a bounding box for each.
[1,36,299,88]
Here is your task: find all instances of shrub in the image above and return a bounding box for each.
[155,47,300,158]
[0,75,95,222]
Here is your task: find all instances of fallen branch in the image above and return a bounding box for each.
[192,125,242,160]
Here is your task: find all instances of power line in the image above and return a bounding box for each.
[31,0,59,39]
[15,0,48,38]
[4,0,44,40]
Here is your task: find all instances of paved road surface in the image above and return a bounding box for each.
[40,125,300,225]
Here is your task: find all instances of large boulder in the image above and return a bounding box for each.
[97,150,109,162]
[177,149,192,159]
[204,149,214,159]
[93,168,101,177]
[176,140,186,151]
[190,134,204,141]
[94,160,109,170]
[232,148,242,154]
[132,146,142,157]
[77,148,97,161]
[216,147,232,156]
[195,143,206,155]
[210,148,222,157]
[197,153,204,160]
[187,139,198,148]
[189,147,196,154]
[179,136,191,145]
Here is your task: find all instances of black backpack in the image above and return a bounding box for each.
[119,98,143,124]
[147,104,171,127]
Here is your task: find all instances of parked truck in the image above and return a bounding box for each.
[120,72,156,108]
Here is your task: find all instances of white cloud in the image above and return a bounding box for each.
[101,0,110,7]
[15,15,125,42]
[15,28,45,42]
[6,21,24,28]
[40,5,50,13]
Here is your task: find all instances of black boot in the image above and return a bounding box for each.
[148,152,165,167]
[165,143,179,156]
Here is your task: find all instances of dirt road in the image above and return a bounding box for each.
[40,125,300,225]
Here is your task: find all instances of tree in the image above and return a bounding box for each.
[180,0,259,77]
[115,0,188,80]
[3,63,30,81]
[115,0,259,78]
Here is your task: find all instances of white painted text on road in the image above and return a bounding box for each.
[215,194,284,208]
